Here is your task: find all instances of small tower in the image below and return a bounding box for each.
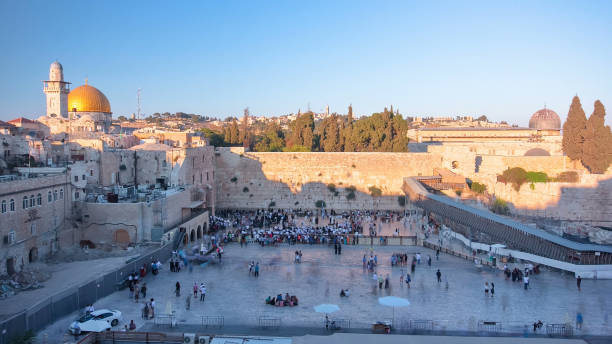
[43,61,70,118]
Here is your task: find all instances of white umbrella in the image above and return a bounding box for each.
[378,296,410,325]
[313,304,340,314]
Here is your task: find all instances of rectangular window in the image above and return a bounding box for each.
[82,174,86,181]
[8,231,15,244]
[74,176,78,182]
[90,170,93,176]
[30,223,36,235]
[74,191,80,199]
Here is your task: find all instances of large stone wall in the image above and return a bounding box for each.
[484,174,612,226]
[215,148,440,210]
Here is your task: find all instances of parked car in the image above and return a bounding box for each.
[68,309,122,334]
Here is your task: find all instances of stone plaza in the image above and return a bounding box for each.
[37,242,612,343]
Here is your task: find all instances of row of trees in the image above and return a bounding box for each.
[209,106,409,152]
[562,96,612,174]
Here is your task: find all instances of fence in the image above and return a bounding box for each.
[0,243,174,343]
[546,323,574,337]
[258,316,281,329]
[478,321,503,333]
[201,315,224,328]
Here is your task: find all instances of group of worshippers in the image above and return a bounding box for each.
[265,293,299,307]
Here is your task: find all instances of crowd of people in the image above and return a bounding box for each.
[265,293,299,307]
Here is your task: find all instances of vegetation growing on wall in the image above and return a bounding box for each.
[230,176,237,183]
[327,183,336,193]
[556,171,579,183]
[315,200,326,208]
[242,187,249,193]
[469,181,487,194]
[498,167,549,191]
[346,186,356,200]
[368,186,382,197]
[490,198,510,215]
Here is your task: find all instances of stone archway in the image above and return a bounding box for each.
[183,231,189,245]
[28,247,38,263]
[197,226,202,239]
[190,229,196,242]
[114,229,130,245]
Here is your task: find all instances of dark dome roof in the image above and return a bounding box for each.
[529,108,561,130]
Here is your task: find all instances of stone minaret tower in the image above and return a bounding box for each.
[43,61,70,118]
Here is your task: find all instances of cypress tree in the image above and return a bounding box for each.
[562,96,587,160]
[582,100,612,173]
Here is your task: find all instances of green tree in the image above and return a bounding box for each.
[242,107,252,150]
[562,96,587,161]
[117,115,128,122]
[318,115,342,151]
[582,100,612,173]
[254,122,285,152]
[199,128,226,147]
[228,119,241,145]
[287,112,315,151]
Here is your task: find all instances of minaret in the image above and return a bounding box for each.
[43,61,70,118]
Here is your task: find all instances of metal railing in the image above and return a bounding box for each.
[201,315,224,328]
[546,323,574,337]
[154,314,176,328]
[478,321,503,333]
[258,316,281,329]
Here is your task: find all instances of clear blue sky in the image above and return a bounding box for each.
[1,1,611,126]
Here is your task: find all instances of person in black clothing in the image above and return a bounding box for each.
[577,276,582,291]
[436,269,442,283]
[175,281,181,297]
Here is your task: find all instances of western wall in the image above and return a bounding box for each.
[214,147,441,210]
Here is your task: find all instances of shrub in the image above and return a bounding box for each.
[500,167,528,191]
[327,183,336,193]
[230,176,238,183]
[470,182,487,194]
[315,200,326,208]
[490,198,510,215]
[119,164,127,171]
[368,186,382,197]
[351,164,356,168]
[397,195,406,207]
[242,187,249,193]
[268,201,276,208]
[557,171,579,183]
[526,171,548,183]
[294,201,299,205]
[455,190,462,196]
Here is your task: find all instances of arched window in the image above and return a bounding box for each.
[29,195,35,208]
[48,191,52,202]
[37,193,42,206]
[53,190,58,201]
[9,199,15,211]
[1,200,6,213]
[23,196,28,209]
[59,189,64,200]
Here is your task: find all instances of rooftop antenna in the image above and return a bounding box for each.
[137,88,142,120]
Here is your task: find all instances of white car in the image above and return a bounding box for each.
[69,309,122,334]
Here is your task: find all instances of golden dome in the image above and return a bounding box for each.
[68,83,111,113]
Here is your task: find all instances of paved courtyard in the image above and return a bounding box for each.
[38,242,612,343]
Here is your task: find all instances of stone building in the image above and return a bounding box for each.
[0,171,74,275]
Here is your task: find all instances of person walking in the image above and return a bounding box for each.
[577,276,582,291]
[576,312,583,329]
[254,262,260,277]
[436,269,441,283]
[175,281,181,297]
[523,275,529,290]
[199,283,206,301]
[150,299,155,318]
[484,282,489,295]
[193,282,198,298]
[490,282,495,297]
[427,255,432,266]
[338,244,342,255]
[141,283,147,298]
[436,249,440,260]
[405,273,411,288]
